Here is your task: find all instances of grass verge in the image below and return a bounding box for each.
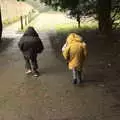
[55,23,98,33]
[3,16,20,27]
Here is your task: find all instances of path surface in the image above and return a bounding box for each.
[0,12,120,120]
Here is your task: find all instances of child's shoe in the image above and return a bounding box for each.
[72,79,77,84]
[78,79,82,84]
[25,69,32,74]
[33,71,39,77]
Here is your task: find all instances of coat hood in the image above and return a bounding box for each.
[66,33,83,44]
[23,26,39,37]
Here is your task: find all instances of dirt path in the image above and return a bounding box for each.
[0,12,120,120]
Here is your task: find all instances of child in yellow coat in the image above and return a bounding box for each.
[62,33,87,84]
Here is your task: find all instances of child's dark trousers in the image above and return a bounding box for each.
[24,54,38,71]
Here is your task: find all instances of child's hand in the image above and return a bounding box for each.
[62,43,67,52]
[66,61,69,65]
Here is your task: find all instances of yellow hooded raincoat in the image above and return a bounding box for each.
[62,33,87,71]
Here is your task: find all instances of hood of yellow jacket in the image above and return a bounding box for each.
[66,33,83,44]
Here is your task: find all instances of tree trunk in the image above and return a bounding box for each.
[97,0,112,35]
[77,14,80,28]
[77,20,80,28]
[20,16,24,30]
[0,6,2,41]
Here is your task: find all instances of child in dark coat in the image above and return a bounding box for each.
[18,27,44,77]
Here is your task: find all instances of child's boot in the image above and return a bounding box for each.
[72,79,77,84]
[25,69,32,74]
[33,70,39,77]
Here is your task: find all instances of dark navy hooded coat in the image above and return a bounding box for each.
[18,27,44,58]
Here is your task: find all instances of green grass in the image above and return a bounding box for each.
[3,16,20,27]
[55,23,78,31]
[18,15,98,32]
[20,22,98,33]
[55,22,98,32]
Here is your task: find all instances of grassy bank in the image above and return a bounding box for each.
[55,23,98,32]
[3,16,20,27]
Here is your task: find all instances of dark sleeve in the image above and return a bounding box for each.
[18,39,24,51]
[36,37,44,53]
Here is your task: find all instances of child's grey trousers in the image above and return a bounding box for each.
[72,68,82,82]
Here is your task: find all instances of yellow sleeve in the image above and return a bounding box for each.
[82,42,88,57]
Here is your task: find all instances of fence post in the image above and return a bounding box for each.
[25,15,27,25]
[20,16,23,30]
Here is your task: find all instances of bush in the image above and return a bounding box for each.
[3,16,20,26]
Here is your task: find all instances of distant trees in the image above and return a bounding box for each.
[67,0,96,28]
[40,0,85,28]
[40,0,120,35]
[39,0,98,29]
